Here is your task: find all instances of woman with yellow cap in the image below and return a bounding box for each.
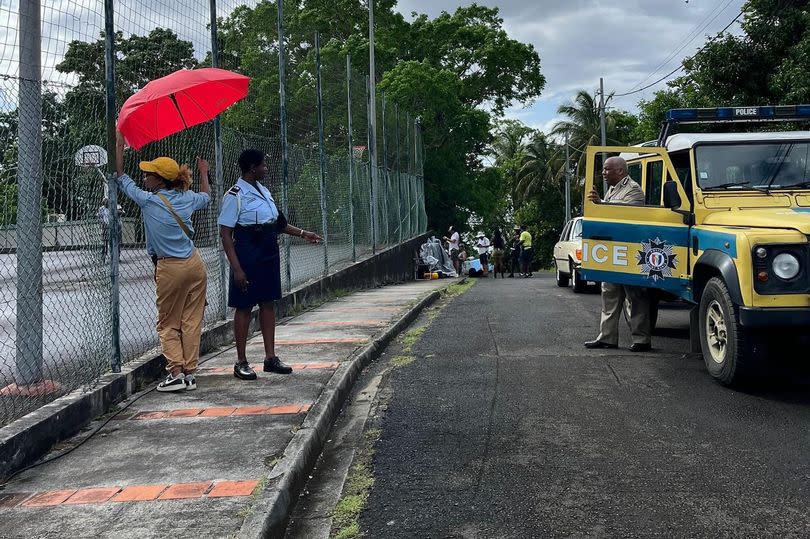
[115,131,211,393]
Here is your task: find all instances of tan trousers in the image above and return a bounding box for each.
[596,282,651,346]
[155,250,207,374]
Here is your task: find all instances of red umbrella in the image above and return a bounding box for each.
[117,67,250,150]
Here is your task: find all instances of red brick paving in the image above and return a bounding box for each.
[157,482,212,500]
[111,484,168,502]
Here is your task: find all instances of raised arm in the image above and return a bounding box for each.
[197,157,210,194]
[116,130,125,178]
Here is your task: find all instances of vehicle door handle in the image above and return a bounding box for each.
[591,235,612,241]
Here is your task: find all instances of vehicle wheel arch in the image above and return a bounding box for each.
[693,250,743,305]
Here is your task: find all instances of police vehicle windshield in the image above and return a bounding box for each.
[695,142,810,191]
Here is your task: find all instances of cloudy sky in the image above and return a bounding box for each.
[0,0,747,132]
[396,0,747,132]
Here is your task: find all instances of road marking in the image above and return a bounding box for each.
[130,404,311,421]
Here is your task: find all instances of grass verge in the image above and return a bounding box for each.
[330,428,381,539]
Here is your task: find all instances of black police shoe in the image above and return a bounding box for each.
[584,340,618,349]
[233,362,257,380]
[264,356,293,375]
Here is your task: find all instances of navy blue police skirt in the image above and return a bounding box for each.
[228,224,282,309]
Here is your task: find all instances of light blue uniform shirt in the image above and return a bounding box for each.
[117,174,210,258]
[217,178,279,227]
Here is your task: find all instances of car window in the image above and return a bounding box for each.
[559,221,572,242]
[628,163,642,185]
[571,219,582,239]
[646,160,664,205]
[670,151,693,203]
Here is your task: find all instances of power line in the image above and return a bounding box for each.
[614,9,743,97]
[626,0,737,93]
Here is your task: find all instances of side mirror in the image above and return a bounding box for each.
[663,181,681,209]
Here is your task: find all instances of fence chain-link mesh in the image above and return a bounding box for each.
[0,0,426,427]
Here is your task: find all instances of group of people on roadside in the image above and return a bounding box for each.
[113,131,321,394]
[444,225,533,279]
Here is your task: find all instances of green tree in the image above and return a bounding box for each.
[216,1,545,233]
[490,118,533,203]
[637,0,810,132]
[550,90,616,176]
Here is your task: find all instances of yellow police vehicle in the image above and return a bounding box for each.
[581,105,810,386]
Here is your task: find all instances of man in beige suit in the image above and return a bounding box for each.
[585,156,652,352]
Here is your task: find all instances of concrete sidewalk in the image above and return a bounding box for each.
[0,279,450,538]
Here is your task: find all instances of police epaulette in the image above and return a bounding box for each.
[227,185,241,196]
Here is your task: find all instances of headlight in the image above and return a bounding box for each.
[772,253,800,280]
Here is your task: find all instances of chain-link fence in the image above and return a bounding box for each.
[0,0,427,426]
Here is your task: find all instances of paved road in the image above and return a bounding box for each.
[360,275,810,538]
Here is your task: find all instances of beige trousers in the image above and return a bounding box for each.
[596,282,651,346]
[155,250,207,374]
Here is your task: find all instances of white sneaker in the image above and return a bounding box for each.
[157,372,185,392]
[184,375,197,391]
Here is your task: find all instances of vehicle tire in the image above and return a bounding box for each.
[699,277,760,386]
[555,262,569,287]
[571,261,585,293]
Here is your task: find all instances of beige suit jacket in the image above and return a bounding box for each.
[604,176,644,206]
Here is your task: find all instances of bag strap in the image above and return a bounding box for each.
[157,193,192,239]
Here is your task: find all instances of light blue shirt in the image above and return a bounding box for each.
[217,178,279,227]
[117,174,210,258]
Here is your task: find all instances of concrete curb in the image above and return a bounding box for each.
[238,280,459,538]
[0,234,430,479]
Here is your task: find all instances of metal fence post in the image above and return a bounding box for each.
[16,0,44,384]
[381,92,389,244]
[346,55,356,262]
[277,0,292,291]
[315,33,329,277]
[104,0,121,373]
[406,112,412,237]
[210,0,227,319]
[366,75,375,254]
[395,105,402,243]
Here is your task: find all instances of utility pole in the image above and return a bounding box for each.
[104,0,121,373]
[278,0,292,290]
[210,0,227,319]
[599,77,607,193]
[368,0,379,246]
[16,0,44,384]
[564,132,572,225]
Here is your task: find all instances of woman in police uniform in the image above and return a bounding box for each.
[218,149,321,380]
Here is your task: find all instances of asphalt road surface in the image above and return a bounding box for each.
[360,274,810,538]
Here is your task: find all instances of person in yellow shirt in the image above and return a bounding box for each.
[519,225,533,277]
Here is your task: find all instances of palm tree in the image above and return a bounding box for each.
[490,119,533,202]
[515,133,565,203]
[550,90,617,176]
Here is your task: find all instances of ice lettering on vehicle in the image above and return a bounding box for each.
[637,238,677,282]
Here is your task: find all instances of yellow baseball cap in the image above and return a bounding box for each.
[139,157,179,181]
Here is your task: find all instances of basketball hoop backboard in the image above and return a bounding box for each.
[74,145,108,168]
[352,145,367,159]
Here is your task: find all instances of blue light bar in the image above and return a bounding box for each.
[666,105,810,123]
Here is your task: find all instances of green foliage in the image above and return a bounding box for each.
[0,184,18,226]
[637,0,810,132]
[215,1,545,233]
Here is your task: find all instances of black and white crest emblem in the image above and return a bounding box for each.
[636,238,677,282]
